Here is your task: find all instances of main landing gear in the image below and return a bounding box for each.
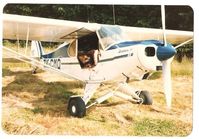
[136,90,153,105]
[68,97,86,118]
[67,82,153,118]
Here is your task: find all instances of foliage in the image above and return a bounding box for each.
[3,4,193,30]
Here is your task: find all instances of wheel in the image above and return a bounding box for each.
[68,97,86,118]
[138,91,153,105]
[31,67,37,74]
[32,69,36,74]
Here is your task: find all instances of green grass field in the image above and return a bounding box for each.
[2,46,193,136]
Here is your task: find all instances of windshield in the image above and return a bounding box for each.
[97,25,126,49]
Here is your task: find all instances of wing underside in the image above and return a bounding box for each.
[3,14,97,42]
[122,26,193,44]
[3,14,193,45]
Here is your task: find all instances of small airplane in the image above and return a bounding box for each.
[2,5,193,118]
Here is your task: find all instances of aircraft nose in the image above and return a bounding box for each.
[157,45,176,61]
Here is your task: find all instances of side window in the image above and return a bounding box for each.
[145,47,155,57]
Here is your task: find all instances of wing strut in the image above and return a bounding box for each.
[16,23,20,53]
[3,46,84,82]
[175,38,193,49]
[25,24,30,55]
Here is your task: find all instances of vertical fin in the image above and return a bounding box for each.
[30,41,44,73]
[31,41,44,59]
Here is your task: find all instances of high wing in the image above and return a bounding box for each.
[122,26,193,44]
[3,14,193,45]
[3,14,98,42]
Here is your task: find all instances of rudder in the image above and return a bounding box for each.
[31,41,44,59]
[30,41,44,74]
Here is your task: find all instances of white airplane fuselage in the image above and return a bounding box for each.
[40,41,163,82]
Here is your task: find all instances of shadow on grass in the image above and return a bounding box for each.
[2,68,83,117]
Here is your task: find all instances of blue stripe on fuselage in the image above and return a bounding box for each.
[61,53,130,65]
[99,54,129,63]
[107,40,163,50]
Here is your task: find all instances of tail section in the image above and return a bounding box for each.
[31,41,44,59]
[30,41,44,74]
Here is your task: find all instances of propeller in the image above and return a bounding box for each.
[159,5,193,109]
[162,59,173,108]
[161,5,173,109]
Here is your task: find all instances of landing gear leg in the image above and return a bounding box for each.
[116,82,153,105]
[67,83,100,118]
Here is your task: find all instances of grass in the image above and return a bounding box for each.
[171,57,193,76]
[1,48,193,136]
[148,56,193,80]
[133,118,191,136]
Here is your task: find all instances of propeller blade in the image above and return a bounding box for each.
[161,5,173,108]
[162,59,173,108]
[161,5,167,46]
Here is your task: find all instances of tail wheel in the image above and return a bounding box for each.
[68,97,86,118]
[31,67,37,74]
[32,69,36,74]
[138,91,153,105]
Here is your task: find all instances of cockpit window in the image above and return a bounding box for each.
[97,25,126,49]
[145,47,155,56]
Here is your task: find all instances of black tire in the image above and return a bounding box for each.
[138,91,153,105]
[32,67,37,74]
[32,70,36,74]
[68,97,86,118]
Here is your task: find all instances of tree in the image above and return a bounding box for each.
[3,4,193,30]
